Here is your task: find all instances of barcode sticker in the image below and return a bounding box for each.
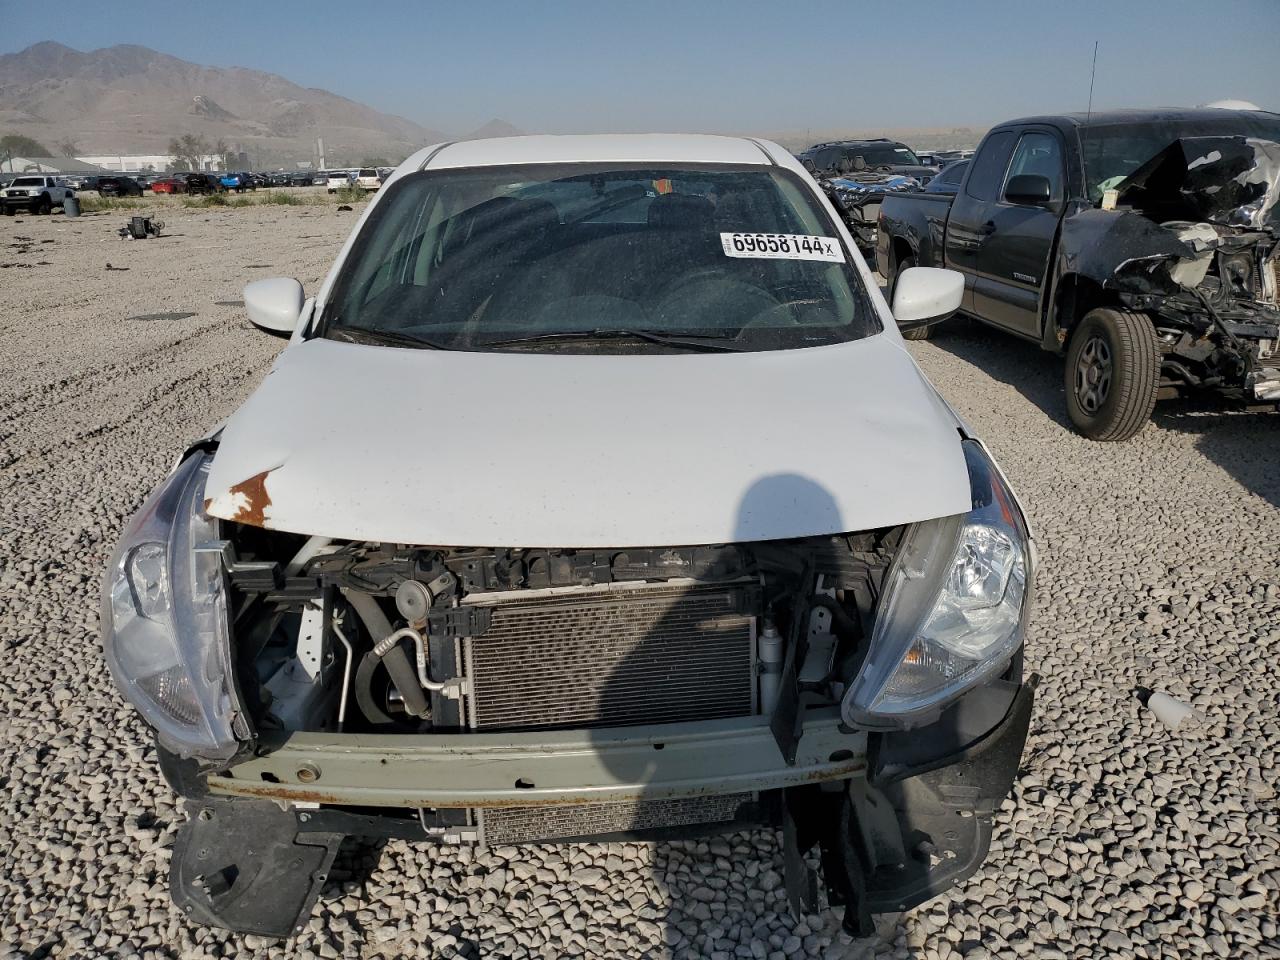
[720,232,844,262]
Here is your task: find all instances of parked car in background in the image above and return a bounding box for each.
[101,134,1034,940]
[310,171,329,186]
[798,139,939,187]
[97,175,144,197]
[817,169,924,254]
[1,174,74,214]
[925,159,969,195]
[288,171,316,186]
[326,170,354,192]
[354,168,381,191]
[877,107,1280,439]
[219,172,255,192]
[150,175,187,195]
[64,174,101,191]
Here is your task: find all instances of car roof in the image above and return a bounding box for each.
[997,106,1280,130]
[399,134,789,172]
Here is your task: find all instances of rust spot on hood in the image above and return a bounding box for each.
[204,469,274,528]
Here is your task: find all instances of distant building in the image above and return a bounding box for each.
[0,155,109,174]
[77,153,242,172]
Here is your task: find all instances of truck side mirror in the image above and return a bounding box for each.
[892,267,964,332]
[1004,174,1052,206]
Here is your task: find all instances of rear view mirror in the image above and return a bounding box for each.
[892,267,964,331]
[244,277,304,336]
[1004,174,1052,206]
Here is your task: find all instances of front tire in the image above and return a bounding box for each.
[892,255,932,341]
[1064,307,1159,441]
[36,194,53,215]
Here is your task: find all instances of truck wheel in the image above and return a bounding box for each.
[36,194,52,215]
[1064,308,1159,442]
[892,256,932,341]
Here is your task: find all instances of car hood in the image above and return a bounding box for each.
[203,335,971,547]
[1114,136,1280,232]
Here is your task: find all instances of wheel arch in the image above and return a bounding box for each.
[1045,273,1120,354]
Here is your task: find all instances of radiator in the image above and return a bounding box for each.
[479,793,750,845]
[461,582,757,730]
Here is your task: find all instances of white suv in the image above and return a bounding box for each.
[1,175,74,215]
[354,167,381,191]
[326,170,354,193]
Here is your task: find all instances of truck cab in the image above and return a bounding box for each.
[877,108,1280,441]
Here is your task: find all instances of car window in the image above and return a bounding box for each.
[964,130,1017,202]
[844,143,921,167]
[12,177,44,187]
[939,161,967,185]
[323,162,878,354]
[1004,132,1064,202]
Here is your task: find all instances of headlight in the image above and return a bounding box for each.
[842,440,1032,729]
[101,451,242,759]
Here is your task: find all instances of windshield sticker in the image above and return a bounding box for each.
[720,233,844,262]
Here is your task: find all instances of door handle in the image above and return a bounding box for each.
[978,221,997,237]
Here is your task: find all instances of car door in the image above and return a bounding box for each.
[969,128,1067,338]
[944,129,1017,312]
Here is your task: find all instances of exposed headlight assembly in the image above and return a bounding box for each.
[843,440,1032,729]
[101,451,243,759]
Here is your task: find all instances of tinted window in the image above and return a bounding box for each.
[964,131,1017,202]
[939,161,967,185]
[1005,132,1064,202]
[12,177,45,187]
[323,162,877,354]
[843,143,922,166]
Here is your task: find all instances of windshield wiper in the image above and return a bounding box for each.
[329,324,453,350]
[479,329,747,352]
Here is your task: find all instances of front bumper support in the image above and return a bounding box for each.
[207,709,868,808]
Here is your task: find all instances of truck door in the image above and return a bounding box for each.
[969,129,1067,338]
[944,130,1017,312]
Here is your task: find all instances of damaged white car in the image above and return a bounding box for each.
[101,135,1036,937]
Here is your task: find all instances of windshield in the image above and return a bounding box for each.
[321,162,877,353]
[12,177,43,187]
[855,144,921,166]
[1080,116,1280,201]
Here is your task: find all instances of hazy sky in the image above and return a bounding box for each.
[3,0,1277,135]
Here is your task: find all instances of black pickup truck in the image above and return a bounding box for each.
[877,108,1280,441]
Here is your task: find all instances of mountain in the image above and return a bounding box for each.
[0,42,518,166]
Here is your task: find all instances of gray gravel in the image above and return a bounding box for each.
[1,204,1278,959]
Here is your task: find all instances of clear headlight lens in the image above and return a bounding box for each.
[842,440,1032,729]
[101,451,241,758]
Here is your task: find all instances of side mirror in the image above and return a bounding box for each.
[244,277,304,336]
[1004,173,1052,206]
[892,266,964,331]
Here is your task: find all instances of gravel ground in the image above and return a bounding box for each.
[1,203,1277,960]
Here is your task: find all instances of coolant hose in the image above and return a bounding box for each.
[343,589,430,719]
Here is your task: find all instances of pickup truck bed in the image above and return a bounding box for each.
[876,108,1280,441]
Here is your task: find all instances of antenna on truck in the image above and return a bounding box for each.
[1085,40,1099,127]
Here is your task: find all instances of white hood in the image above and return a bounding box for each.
[204,335,971,547]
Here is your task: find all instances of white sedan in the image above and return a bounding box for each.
[101,134,1035,938]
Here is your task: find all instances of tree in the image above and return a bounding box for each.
[56,139,80,158]
[168,133,211,171]
[0,134,53,158]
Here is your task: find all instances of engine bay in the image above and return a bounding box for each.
[219,526,903,740]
